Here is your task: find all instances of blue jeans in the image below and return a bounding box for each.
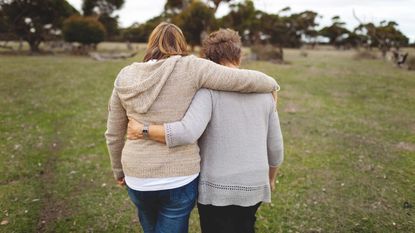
[126,178,198,233]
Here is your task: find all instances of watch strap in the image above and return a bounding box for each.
[142,124,149,139]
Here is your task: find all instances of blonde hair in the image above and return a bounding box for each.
[143,22,189,62]
[202,28,242,65]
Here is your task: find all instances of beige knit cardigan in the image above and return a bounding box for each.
[105,55,278,179]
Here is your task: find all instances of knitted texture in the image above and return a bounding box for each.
[105,55,278,179]
[198,181,271,207]
[164,89,284,206]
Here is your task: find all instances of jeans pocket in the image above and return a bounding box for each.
[171,178,198,203]
[183,178,198,202]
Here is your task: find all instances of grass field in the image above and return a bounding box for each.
[0,48,414,233]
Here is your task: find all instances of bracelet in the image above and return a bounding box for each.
[142,124,149,139]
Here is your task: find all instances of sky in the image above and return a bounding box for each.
[67,0,415,42]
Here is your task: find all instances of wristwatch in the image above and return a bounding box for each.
[142,124,149,139]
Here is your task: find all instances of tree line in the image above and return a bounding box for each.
[0,0,123,52]
[0,0,411,55]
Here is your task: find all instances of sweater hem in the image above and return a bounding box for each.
[198,181,271,207]
[123,162,200,178]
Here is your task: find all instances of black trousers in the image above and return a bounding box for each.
[197,202,261,233]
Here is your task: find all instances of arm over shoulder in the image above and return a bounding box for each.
[188,56,279,93]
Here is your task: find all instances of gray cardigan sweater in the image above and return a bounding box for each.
[165,89,284,206]
[105,55,279,180]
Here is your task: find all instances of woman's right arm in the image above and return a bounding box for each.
[164,89,212,147]
[105,89,128,180]
[191,56,279,93]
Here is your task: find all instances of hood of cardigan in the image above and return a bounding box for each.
[114,55,181,114]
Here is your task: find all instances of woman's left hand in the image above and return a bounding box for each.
[127,117,144,140]
[117,177,126,187]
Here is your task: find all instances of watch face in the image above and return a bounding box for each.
[143,125,149,138]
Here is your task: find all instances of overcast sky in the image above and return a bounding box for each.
[67,0,415,42]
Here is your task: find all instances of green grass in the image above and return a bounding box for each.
[0,48,414,232]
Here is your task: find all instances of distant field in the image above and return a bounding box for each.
[0,47,414,233]
[0,41,146,53]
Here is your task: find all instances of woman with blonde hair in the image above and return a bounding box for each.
[105,23,278,233]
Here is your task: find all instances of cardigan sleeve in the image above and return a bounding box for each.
[267,97,284,167]
[164,89,213,148]
[191,56,279,93]
[104,89,128,179]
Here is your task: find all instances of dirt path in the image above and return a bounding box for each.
[36,129,71,232]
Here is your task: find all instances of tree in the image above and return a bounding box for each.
[218,2,317,60]
[122,24,146,43]
[82,0,124,40]
[355,21,409,57]
[122,15,166,42]
[0,8,7,33]
[165,0,189,14]
[0,8,10,37]
[219,0,262,44]
[0,0,78,52]
[98,14,119,40]
[342,31,363,48]
[82,0,124,15]
[290,11,319,45]
[209,0,233,12]
[173,1,216,49]
[165,0,233,14]
[258,13,290,59]
[63,15,106,46]
[319,16,350,48]
[0,8,17,44]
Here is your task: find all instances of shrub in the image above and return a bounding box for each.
[251,44,283,63]
[63,15,106,45]
[354,50,378,60]
[300,50,308,57]
[122,26,147,42]
[407,55,415,70]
